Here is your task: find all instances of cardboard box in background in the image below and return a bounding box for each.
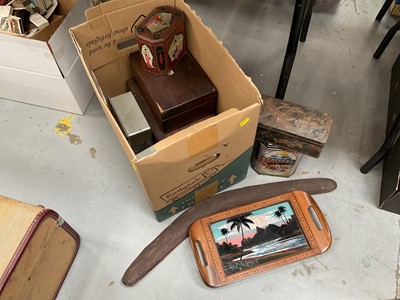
[0,0,94,114]
[379,53,400,214]
[70,0,261,221]
[389,0,400,16]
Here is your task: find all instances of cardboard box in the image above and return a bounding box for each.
[379,53,400,214]
[389,0,400,16]
[0,0,94,114]
[0,195,80,299]
[70,0,261,221]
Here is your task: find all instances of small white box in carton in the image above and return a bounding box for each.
[70,0,261,221]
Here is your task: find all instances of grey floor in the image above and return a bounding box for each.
[1,0,400,299]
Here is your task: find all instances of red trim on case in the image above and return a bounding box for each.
[0,209,80,300]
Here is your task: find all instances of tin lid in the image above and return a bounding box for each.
[258,96,334,144]
[136,6,185,44]
[109,92,151,137]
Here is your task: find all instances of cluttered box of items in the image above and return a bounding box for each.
[70,0,262,221]
[0,0,94,114]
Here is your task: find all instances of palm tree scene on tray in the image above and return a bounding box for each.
[210,201,311,275]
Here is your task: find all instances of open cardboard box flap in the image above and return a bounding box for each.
[70,0,261,215]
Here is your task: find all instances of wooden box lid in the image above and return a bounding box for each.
[130,51,216,120]
[129,50,217,133]
[136,6,185,45]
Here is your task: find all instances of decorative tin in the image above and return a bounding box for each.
[252,141,302,177]
[257,96,334,158]
[108,92,153,154]
[136,6,186,75]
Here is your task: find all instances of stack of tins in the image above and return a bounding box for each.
[252,96,334,177]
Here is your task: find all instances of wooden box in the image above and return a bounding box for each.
[0,195,80,299]
[129,50,217,135]
[256,96,334,158]
[136,5,186,75]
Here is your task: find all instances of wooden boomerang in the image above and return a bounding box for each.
[122,177,337,286]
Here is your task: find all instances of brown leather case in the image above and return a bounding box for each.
[0,195,80,300]
[189,191,332,287]
[129,50,217,134]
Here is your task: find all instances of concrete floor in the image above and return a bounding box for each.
[1,0,400,299]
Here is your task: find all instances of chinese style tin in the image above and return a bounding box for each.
[251,141,302,177]
[256,96,334,158]
[136,6,186,75]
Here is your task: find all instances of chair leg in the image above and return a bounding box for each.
[373,20,400,59]
[300,0,315,42]
[275,0,306,100]
[376,0,393,21]
[360,114,400,174]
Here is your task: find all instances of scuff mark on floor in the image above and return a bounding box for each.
[351,0,358,15]
[339,0,348,8]
[292,263,317,276]
[348,48,356,69]
[68,133,82,145]
[354,204,365,214]
[314,256,329,270]
[89,147,97,158]
[361,256,371,268]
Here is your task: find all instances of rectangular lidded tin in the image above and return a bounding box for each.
[135,5,186,75]
[256,96,334,158]
[108,92,153,153]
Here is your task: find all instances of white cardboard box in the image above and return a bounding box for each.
[0,0,94,114]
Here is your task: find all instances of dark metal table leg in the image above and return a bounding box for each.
[360,114,400,174]
[275,0,306,100]
[373,20,400,59]
[300,0,315,42]
[376,0,393,21]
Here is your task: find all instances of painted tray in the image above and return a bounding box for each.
[188,190,332,287]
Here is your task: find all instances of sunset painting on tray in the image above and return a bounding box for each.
[210,201,310,275]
